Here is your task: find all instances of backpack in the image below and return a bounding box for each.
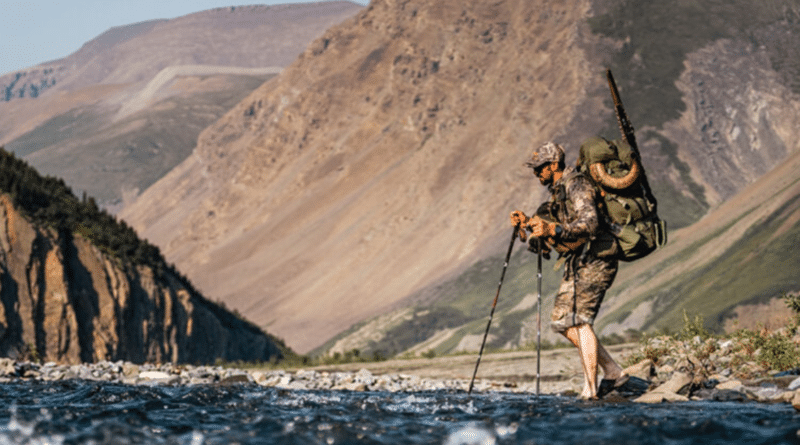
[577,136,667,262]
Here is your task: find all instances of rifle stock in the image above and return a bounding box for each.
[606,69,658,211]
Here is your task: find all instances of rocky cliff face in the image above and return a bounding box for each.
[662,38,800,204]
[0,196,286,364]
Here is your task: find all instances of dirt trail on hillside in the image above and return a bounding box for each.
[302,343,640,394]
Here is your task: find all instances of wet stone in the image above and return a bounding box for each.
[220,374,251,385]
[635,391,689,404]
[694,388,749,402]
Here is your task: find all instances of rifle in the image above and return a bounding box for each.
[606,69,658,211]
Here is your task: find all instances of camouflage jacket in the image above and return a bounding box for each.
[547,167,601,242]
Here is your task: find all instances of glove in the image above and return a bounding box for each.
[510,210,529,227]
[528,236,552,259]
[510,210,530,242]
[529,216,556,238]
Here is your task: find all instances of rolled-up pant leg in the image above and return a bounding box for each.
[550,254,618,333]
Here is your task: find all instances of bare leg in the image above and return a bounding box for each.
[576,324,599,398]
[563,326,625,380]
[597,343,625,380]
[562,326,596,399]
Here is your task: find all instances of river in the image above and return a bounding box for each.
[1,380,798,444]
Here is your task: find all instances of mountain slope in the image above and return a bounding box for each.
[123,0,800,354]
[598,148,800,336]
[333,146,800,359]
[123,0,598,352]
[0,2,364,207]
[9,72,275,207]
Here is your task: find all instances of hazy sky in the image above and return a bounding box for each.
[0,0,369,76]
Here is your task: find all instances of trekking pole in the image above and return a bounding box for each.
[536,237,543,396]
[468,224,518,395]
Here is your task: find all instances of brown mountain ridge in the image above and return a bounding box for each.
[0,2,364,208]
[117,0,800,354]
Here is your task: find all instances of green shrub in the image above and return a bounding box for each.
[731,326,800,372]
[784,292,800,327]
[756,330,800,371]
[622,336,673,367]
[678,309,712,341]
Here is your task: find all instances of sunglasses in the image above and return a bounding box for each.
[530,163,548,176]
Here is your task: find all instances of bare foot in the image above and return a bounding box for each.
[581,384,596,400]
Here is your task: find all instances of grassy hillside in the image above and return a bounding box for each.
[595,146,800,336]
[610,191,800,334]
[7,74,273,205]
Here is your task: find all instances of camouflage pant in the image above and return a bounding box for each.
[550,252,618,333]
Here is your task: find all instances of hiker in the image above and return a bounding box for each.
[509,141,627,400]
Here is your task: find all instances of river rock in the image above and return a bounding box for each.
[139,371,180,384]
[634,391,689,404]
[0,358,16,376]
[249,371,268,384]
[793,390,800,411]
[633,372,693,404]
[342,382,368,392]
[693,388,748,402]
[716,379,743,391]
[354,368,375,386]
[655,371,694,395]
[752,385,784,402]
[623,359,654,381]
[220,374,251,385]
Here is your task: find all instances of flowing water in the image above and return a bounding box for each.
[1,380,798,444]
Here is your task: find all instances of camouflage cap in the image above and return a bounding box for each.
[525,142,565,169]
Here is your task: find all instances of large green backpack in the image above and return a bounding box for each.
[577,136,667,261]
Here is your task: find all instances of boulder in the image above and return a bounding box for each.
[654,371,693,395]
[753,385,783,402]
[716,379,744,391]
[598,376,651,399]
[634,391,689,404]
[622,359,654,381]
[0,358,16,376]
[693,388,748,402]
[343,382,368,392]
[633,372,693,404]
[220,374,251,385]
[139,371,180,385]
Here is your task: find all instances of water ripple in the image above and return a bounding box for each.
[0,381,798,444]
